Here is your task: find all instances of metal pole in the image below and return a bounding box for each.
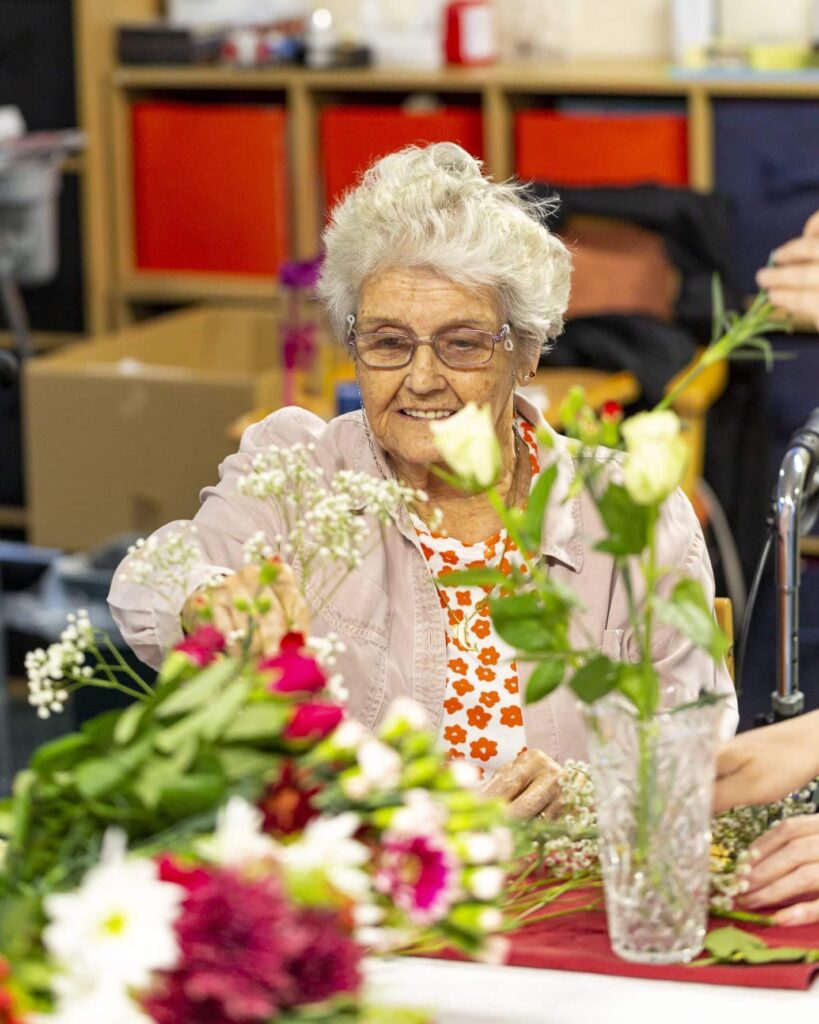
[772,445,812,717]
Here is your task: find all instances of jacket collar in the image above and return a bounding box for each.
[350,392,584,572]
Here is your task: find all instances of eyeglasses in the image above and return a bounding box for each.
[347,317,513,370]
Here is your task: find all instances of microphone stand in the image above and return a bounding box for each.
[772,409,819,718]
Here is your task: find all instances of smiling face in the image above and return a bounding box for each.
[354,266,531,482]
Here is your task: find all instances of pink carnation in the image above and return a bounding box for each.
[174,626,226,667]
[375,832,459,924]
[284,702,344,741]
[258,633,327,694]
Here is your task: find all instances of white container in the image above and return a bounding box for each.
[671,0,714,66]
[166,0,305,27]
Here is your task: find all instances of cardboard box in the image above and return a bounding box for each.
[24,305,345,551]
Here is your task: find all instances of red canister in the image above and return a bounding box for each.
[445,0,497,66]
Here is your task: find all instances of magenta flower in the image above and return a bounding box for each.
[174,626,226,667]
[258,633,326,694]
[375,832,459,925]
[284,702,344,741]
[143,866,362,1024]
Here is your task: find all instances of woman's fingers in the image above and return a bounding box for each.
[739,816,819,917]
[509,771,563,820]
[766,235,819,268]
[482,750,563,820]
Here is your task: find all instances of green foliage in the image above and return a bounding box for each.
[654,579,731,662]
[594,484,651,556]
[569,657,621,704]
[700,926,819,966]
[0,658,291,899]
[524,658,565,704]
[518,463,557,555]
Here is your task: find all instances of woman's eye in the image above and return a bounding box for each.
[373,335,407,350]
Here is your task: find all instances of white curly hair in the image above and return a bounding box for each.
[317,143,572,365]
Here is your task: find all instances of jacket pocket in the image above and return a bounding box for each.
[305,568,391,649]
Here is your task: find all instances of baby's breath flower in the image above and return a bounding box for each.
[235,443,424,580]
[121,525,202,600]
[25,610,98,718]
[242,531,274,565]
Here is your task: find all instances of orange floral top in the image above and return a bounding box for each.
[413,419,541,777]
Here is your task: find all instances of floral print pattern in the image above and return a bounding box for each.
[414,419,540,776]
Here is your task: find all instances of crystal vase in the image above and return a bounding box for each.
[583,693,721,964]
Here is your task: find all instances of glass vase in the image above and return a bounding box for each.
[583,693,721,964]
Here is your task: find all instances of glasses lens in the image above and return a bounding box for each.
[356,333,414,367]
[436,330,494,368]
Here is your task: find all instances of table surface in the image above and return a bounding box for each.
[366,956,819,1024]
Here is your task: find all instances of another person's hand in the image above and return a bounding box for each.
[181,561,311,657]
[714,710,819,814]
[756,210,819,330]
[737,815,819,926]
[482,748,564,820]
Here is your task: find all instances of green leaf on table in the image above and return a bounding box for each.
[519,464,558,554]
[654,580,730,661]
[569,656,621,704]
[155,657,241,719]
[594,483,651,556]
[703,926,819,965]
[436,568,510,589]
[525,658,565,705]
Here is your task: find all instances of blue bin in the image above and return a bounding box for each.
[714,99,819,293]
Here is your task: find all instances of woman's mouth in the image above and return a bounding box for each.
[399,409,456,420]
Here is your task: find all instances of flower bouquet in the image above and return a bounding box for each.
[0,455,515,1021]
[430,285,786,964]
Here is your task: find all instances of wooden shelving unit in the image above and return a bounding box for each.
[74,3,819,335]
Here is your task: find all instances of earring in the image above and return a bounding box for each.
[520,372,532,386]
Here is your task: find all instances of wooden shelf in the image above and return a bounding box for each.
[118,272,280,306]
[72,0,819,336]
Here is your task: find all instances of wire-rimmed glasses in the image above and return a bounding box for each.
[347,317,512,370]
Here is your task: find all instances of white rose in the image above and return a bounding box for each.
[430,402,502,489]
[620,410,689,506]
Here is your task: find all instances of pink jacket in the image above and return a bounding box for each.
[109,394,737,762]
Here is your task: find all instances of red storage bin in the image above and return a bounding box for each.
[132,101,289,276]
[515,110,689,187]
[320,105,484,214]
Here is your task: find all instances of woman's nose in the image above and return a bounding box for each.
[404,343,446,392]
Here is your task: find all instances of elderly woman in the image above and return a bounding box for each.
[109,143,737,817]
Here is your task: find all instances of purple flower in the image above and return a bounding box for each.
[375,832,459,924]
[279,257,323,290]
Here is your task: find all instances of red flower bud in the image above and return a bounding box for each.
[174,625,226,667]
[284,702,343,741]
[259,633,326,694]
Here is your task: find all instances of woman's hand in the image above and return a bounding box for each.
[738,815,819,926]
[482,748,564,820]
[181,561,311,657]
[713,711,819,814]
[756,210,819,330]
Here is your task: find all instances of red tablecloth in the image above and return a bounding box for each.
[439,888,819,989]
